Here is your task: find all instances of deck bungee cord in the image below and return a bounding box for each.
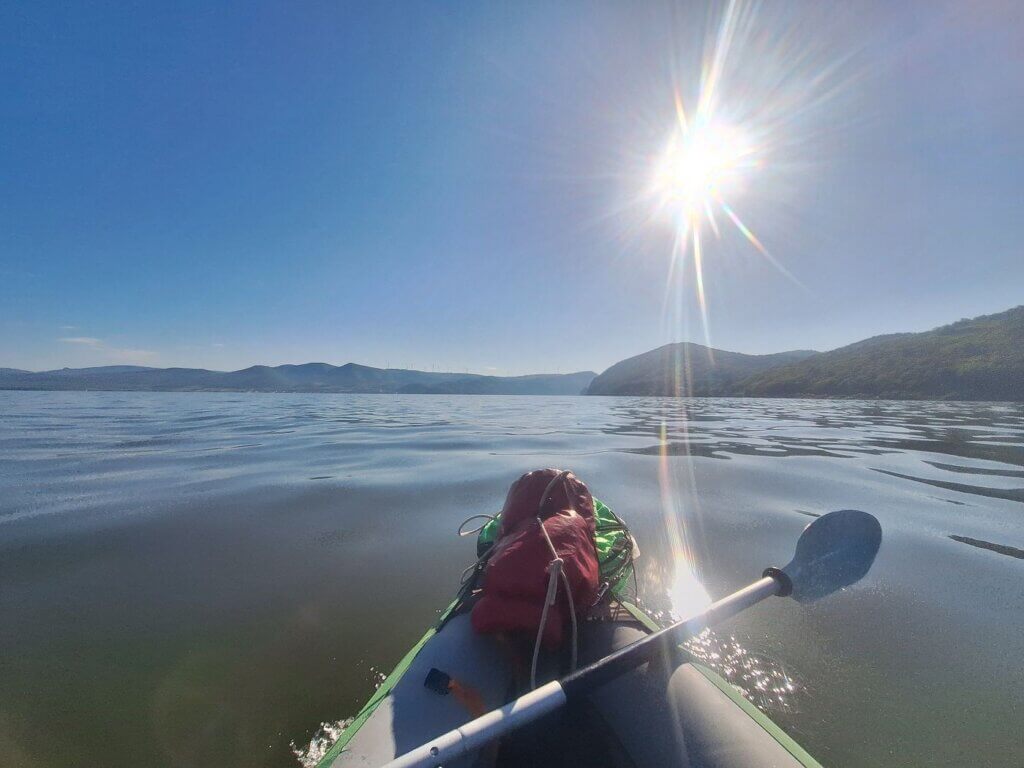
[530,470,580,689]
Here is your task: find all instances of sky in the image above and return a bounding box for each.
[1,0,1022,375]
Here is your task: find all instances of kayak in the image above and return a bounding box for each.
[315,500,821,768]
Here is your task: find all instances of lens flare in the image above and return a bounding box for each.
[659,418,712,620]
[622,0,864,632]
[644,0,847,627]
[653,119,755,222]
[641,0,857,361]
[650,82,775,351]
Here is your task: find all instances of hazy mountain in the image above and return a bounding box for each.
[739,305,1024,401]
[398,372,596,395]
[586,343,817,396]
[0,362,596,396]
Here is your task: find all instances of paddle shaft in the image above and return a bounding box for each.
[383,574,783,768]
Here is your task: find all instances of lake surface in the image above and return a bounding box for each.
[1,391,1022,768]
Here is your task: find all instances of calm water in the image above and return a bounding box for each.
[1,392,1022,768]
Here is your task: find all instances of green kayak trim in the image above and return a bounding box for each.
[689,662,821,768]
[313,598,460,768]
[617,600,821,768]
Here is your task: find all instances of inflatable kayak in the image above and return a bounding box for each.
[314,497,822,768]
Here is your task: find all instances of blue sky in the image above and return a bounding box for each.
[2,1,1022,374]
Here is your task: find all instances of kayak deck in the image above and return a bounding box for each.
[316,597,820,768]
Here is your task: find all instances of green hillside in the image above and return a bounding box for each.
[740,306,1024,401]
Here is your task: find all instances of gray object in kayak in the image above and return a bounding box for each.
[318,599,819,768]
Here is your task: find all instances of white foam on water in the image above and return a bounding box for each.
[291,717,353,768]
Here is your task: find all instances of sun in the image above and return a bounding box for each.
[644,90,791,352]
[652,119,754,222]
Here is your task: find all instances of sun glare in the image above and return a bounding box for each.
[668,560,712,620]
[653,120,754,221]
[649,94,771,352]
[643,1,818,354]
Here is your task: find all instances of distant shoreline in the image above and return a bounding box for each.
[4,303,1023,402]
[1,387,1018,404]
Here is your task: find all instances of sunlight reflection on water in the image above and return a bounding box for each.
[684,629,803,713]
[663,565,801,714]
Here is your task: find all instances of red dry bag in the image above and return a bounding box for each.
[471,469,599,649]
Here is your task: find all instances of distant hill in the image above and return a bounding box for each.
[0,363,595,396]
[586,343,817,396]
[398,372,596,395]
[739,306,1024,401]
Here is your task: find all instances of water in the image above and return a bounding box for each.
[1,391,1022,768]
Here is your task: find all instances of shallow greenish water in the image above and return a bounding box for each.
[1,391,1021,767]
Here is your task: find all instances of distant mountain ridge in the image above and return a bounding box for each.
[4,305,1023,400]
[0,362,596,396]
[585,344,818,396]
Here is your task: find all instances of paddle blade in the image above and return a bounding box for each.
[781,509,882,602]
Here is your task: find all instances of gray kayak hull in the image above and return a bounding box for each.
[320,602,819,768]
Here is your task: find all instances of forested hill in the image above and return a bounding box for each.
[585,343,817,396]
[739,306,1024,401]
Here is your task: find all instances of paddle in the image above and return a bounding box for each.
[383,509,882,768]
